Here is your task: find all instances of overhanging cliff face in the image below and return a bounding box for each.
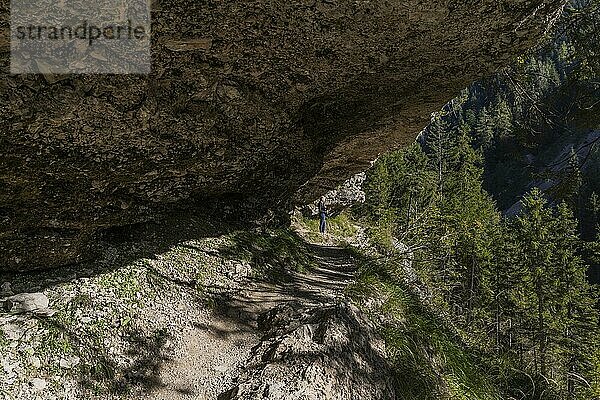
[0,0,565,270]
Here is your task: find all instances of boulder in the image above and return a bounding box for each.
[2,292,55,316]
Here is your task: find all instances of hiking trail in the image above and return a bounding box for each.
[143,242,391,400]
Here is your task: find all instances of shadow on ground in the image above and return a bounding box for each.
[213,235,358,326]
[1,210,248,396]
[2,209,245,293]
[0,210,363,398]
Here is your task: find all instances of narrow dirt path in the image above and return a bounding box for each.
[144,243,357,400]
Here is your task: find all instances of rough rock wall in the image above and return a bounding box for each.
[0,0,565,270]
[302,172,366,217]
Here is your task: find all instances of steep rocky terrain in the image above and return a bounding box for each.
[0,0,566,270]
[0,211,398,399]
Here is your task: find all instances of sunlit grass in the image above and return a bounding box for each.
[348,255,501,400]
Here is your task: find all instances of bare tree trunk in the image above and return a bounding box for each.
[467,256,476,323]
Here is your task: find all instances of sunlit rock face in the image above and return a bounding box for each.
[0,0,565,270]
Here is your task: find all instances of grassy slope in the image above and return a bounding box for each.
[347,262,501,400]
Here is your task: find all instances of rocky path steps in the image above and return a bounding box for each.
[143,243,396,400]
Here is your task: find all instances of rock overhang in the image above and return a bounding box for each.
[0,0,566,270]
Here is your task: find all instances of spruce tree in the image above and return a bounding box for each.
[502,190,599,397]
[474,106,494,151]
[495,99,514,139]
[552,203,598,399]
[425,115,453,199]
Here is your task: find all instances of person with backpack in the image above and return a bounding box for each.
[318,197,327,235]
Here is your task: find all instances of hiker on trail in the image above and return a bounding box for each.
[318,196,327,235]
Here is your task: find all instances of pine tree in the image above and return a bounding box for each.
[591,192,599,236]
[565,148,583,214]
[552,203,598,399]
[493,221,521,353]
[510,189,556,379]
[494,99,513,139]
[425,115,453,199]
[428,121,500,327]
[465,109,477,130]
[501,191,599,397]
[474,106,494,151]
